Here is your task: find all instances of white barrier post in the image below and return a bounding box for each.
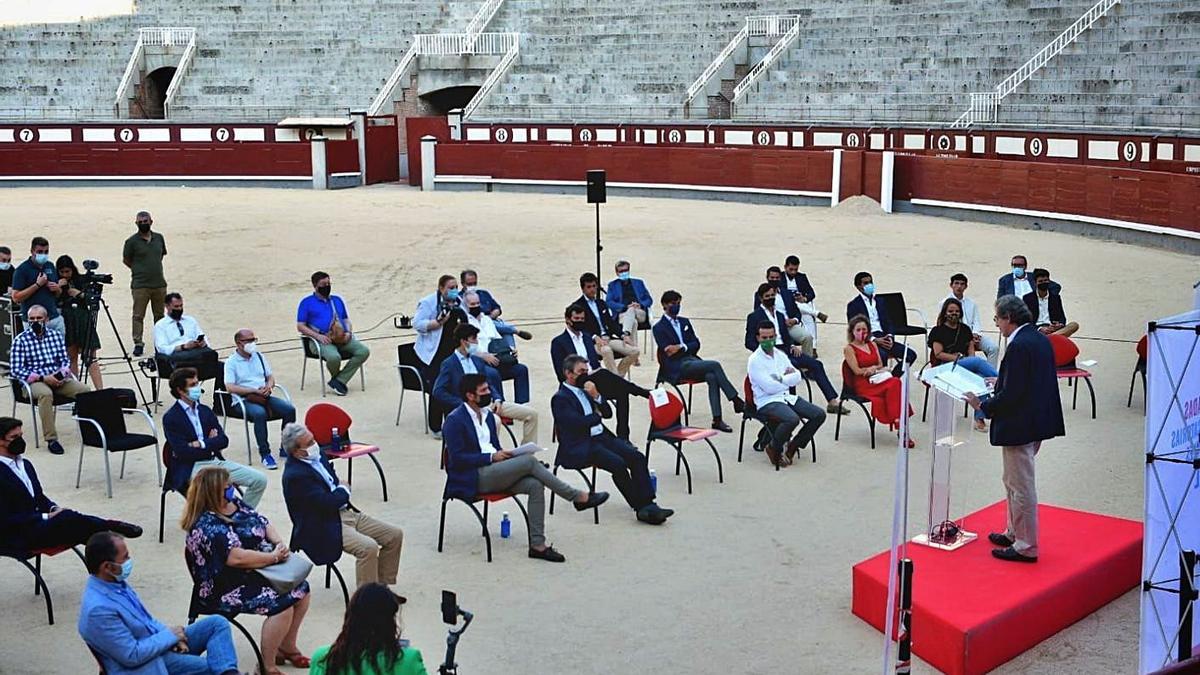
[310,136,328,190]
[881,150,895,213]
[448,108,463,141]
[421,135,437,191]
[831,148,843,206]
[351,109,368,183]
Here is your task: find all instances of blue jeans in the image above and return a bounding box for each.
[241,396,297,455]
[955,356,998,421]
[486,363,531,404]
[160,615,239,674]
[494,319,518,348]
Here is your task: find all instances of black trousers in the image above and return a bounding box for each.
[165,347,221,381]
[589,369,644,439]
[677,356,738,419]
[587,434,654,510]
[20,510,117,550]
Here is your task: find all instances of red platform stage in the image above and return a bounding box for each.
[852,502,1142,675]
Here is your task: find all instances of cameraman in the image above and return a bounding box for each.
[54,256,104,389]
[153,293,219,380]
[414,274,468,438]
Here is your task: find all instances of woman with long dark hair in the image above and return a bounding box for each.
[55,254,103,388]
[310,583,428,675]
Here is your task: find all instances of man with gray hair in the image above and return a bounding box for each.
[9,304,90,454]
[280,422,403,588]
[965,294,1064,564]
[122,210,167,358]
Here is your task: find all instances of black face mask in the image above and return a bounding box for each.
[1037,282,1050,291]
[31,321,45,335]
[571,320,588,332]
[468,306,482,317]
[317,285,331,298]
[574,373,590,387]
[168,308,184,321]
[136,222,151,234]
[476,393,493,408]
[6,436,26,455]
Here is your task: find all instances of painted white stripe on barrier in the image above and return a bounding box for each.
[38,128,72,142]
[910,198,1200,241]
[276,128,301,142]
[1088,140,1119,160]
[433,175,831,198]
[466,127,490,141]
[995,136,1025,155]
[644,129,657,144]
[0,129,13,142]
[138,128,171,142]
[597,129,617,143]
[774,131,788,146]
[545,128,571,142]
[685,129,704,144]
[233,128,265,142]
[1047,139,1078,158]
[513,128,527,143]
[812,132,841,147]
[792,131,804,147]
[955,136,966,152]
[870,133,884,150]
[726,130,753,145]
[1156,143,1174,161]
[82,128,115,142]
[1184,145,1200,163]
[972,136,985,154]
[1141,141,1150,163]
[530,128,539,141]
[180,128,212,142]
[903,134,924,150]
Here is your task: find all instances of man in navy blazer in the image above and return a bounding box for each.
[551,304,651,440]
[161,367,267,507]
[605,259,653,349]
[434,324,538,444]
[966,295,1065,564]
[1022,268,1079,338]
[997,254,1061,299]
[460,269,533,349]
[280,422,402,587]
[551,355,673,525]
[845,271,917,374]
[577,271,640,377]
[749,266,815,356]
[0,417,141,553]
[653,290,744,432]
[78,531,240,675]
[748,284,848,414]
[444,374,608,562]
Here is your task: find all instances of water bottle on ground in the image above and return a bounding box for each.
[331,427,342,453]
[650,469,658,496]
[500,512,511,538]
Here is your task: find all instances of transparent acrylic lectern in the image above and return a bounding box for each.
[913,366,982,551]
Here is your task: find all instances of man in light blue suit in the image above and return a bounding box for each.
[605,259,653,349]
[78,532,240,675]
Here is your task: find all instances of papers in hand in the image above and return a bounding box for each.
[920,362,991,400]
[868,372,893,385]
[509,443,541,457]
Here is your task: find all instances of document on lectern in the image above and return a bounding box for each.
[920,362,991,400]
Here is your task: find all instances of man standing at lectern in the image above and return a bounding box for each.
[964,294,1064,563]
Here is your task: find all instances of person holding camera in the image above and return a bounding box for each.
[11,237,64,333]
[54,255,104,389]
[414,274,468,437]
[9,304,91,454]
[297,271,371,397]
[123,210,167,358]
[154,292,220,381]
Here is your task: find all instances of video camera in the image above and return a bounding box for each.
[81,259,114,286]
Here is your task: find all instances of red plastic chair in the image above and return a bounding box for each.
[654,350,700,424]
[1048,335,1096,419]
[834,361,877,449]
[547,423,602,525]
[1128,334,1147,410]
[304,403,388,501]
[737,376,778,471]
[645,389,722,494]
[437,439,531,563]
[0,544,84,625]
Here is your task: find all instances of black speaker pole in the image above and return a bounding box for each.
[896,558,913,674]
[595,201,602,279]
[1180,549,1197,662]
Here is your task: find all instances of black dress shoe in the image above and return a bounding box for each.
[650,504,675,519]
[732,397,746,415]
[108,521,144,538]
[528,545,566,562]
[574,491,610,511]
[988,532,1015,547]
[132,344,144,357]
[992,546,1037,563]
[47,440,65,455]
[636,507,666,525]
[711,419,733,433]
[516,330,533,340]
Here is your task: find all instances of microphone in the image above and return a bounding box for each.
[950,353,963,373]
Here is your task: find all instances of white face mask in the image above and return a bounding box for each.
[305,442,322,461]
[242,341,257,354]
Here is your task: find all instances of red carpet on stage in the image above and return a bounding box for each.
[852,502,1142,675]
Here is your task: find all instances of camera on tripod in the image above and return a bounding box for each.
[81,259,114,286]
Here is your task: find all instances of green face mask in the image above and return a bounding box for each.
[759,339,775,352]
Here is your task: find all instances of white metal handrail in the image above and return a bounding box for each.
[464,0,504,48]
[139,27,195,47]
[463,36,519,120]
[368,32,518,116]
[732,18,801,103]
[114,33,145,111]
[684,23,749,105]
[163,31,197,118]
[368,44,419,116]
[746,15,799,37]
[950,0,1119,128]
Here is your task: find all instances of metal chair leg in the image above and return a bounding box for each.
[1084,377,1096,419]
[437,498,449,553]
[158,490,167,543]
[395,386,405,426]
[75,441,86,488]
[510,495,531,548]
[705,438,724,483]
[227,617,265,675]
[327,564,349,606]
[103,448,114,498]
[300,355,307,391]
[675,443,693,494]
[737,417,746,462]
[13,557,54,625]
[367,453,388,502]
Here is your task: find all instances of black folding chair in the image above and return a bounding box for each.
[184,582,266,675]
[395,343,430,432]
[73,389,161,498]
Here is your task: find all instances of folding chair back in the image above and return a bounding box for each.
[305,402,354,445]
[648,389,685,430]
[396,343,426,391]
[876,292,925,337]
[211,370,235,417]
[742,376,756,410]
[74,389,128,447]
[841,361,863,399]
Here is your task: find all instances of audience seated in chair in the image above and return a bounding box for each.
[1023,268,1079,338]
[944,272,999,366]
[9,303,90,454]
[550,304,651,441]
[781,255,828,354]
[746,283,849,415]
[929,298,997,432]
[153,293,220,381]
[756,265,815,356]
[296,271,370,397]
[0,417,142,551]
[459,269,532,349]
[605,259,653,350]
[434,324,538,444]
[79,531,241,675]
[576,272,640,377]
[652,289,744,432]
[746,322,827,468]
[844,315,914,447]
[309,583,429,675]
[182,467,312,673]
[845,272,918,375]
[281,423,403,589]
[445,373,608,562]
[463,291,530,404]
[997,254,1061,300]
[163,368,268,508]
[551,355,672,525]
[223,328,296,470]
[414,274,469,438]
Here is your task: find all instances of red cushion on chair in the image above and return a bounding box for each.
[478,493,512,503]
[648,390,685,429]
[1136,334,1148,360]
[1056,368,1092,379]
[1047,334,1080,368]
[656,427,719,442]
[29,545,73,557]
[326,442,379,459]
[305,403,354,445]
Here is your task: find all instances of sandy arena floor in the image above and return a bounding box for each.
[0,186,1195,674]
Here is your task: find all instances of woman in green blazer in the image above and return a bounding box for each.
[310,583,428,675]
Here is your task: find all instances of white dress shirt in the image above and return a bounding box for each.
[747,347,802,407]
[860,294,882,333]
[153,314,204,355]
[564,382,603,436]
[176,399,210,449]
[0,455,35,496]
[1013,274,1033,299]
[947,293,983,335]
[471,407,500,454]
[567,329,597,374]
[760,305,783,345]
[1037,294,1051,326]
[468,313,504,346]
[666,316,687,350]
[585,297,606,332]
[454,349,478,374]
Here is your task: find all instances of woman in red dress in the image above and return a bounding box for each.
[842,315,914,447]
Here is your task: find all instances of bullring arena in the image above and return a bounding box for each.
[0,2,1198,675]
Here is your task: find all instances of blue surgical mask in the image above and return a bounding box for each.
[223,485,237,502]
[447,288,460,301]
[34,253,49,265]
[187,385,203,402]
[115,558,134,582]
[1012,267,1025,278]
[466,342,480,355]
[0,262,10,270]
[863,283,876,296]
[618,272,630,281]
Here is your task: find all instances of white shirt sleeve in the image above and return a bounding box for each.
[748,352,791,398]
[153,318,186,354]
